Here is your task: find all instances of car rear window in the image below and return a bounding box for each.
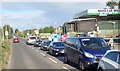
[30,37,36,39]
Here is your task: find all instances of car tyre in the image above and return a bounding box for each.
[64,55,69,64]
[79,61,84,70]
[98,68,103,71]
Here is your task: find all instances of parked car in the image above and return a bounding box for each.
[97,50,120,71]
[41,40,51,50]
[34,39,42,47]
[48,42,64,56]
[13,37,19,43]
[26,36,39,45]
[64,37,111,70]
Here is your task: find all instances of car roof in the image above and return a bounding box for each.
[66,37,102,39]
[28,36,36,37]
[106,50,120,53]
[53,41,64,43]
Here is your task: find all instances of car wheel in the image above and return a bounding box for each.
[79,61,84,70]
[64,55,69,63]
[98,68,103,71]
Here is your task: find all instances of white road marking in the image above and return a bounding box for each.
[7,42,13,69]
[36,50,39,52]
[32,48,34,49]
[29,46,31,47]
[48,58,57,64]
[62,67,70,71]
[40,52,46,57]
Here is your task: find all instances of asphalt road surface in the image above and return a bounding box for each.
[6,37,98,71]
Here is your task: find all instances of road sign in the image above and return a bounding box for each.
[27,33,29,36]
[99,13,107,16]
[34,30,39,35]
[5,31,8,36]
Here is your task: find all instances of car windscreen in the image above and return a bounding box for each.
[118,53,120,64]
[81,38,108,49]
[44,41,51,46]
[53,42,64,48]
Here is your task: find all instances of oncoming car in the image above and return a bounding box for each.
[64,37,111,70]
[13,37,19,43]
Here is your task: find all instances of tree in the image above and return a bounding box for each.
[15,29,19,34]
[3,25,13,39]
[106,0,118,9]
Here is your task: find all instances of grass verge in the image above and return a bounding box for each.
[0,39,11,70]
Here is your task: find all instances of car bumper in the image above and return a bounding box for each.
[52,50,64,55]
[82,57,101,67]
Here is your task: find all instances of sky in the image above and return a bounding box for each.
[2,0,111,30]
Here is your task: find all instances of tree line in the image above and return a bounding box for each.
[15,26,55,37]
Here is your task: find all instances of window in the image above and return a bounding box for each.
[76,39,81,49]
[117,52,120,64]
[105,52,118,62]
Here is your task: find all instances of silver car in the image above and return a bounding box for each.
[26,36,39,45]
[97,50,120,71]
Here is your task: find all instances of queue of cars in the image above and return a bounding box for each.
[24,35,119,71]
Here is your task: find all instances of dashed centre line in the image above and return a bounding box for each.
[40,52,46,57]
[48,58,57,64]
[36,50,39,52]
[62,67,71,71]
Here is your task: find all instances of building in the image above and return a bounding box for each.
[62,8,120,37]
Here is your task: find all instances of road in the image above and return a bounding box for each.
[3,37,98,71]
[7,37,79,71]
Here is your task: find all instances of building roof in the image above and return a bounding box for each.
[73,9,120,20]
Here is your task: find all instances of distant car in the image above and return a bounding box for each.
[97,50,120,71]
[26,36,39,45]
[64,37,111,70]
[48,42,64,56]
[13,37,19,43]
[41,40,51,50]
[34,40,42,47]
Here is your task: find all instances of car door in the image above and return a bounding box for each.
[74,39,83,64]
[66,38,74,62]
[103,52,119,70]
[69,38,79,63]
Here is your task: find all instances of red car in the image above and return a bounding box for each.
[13,38,19,43]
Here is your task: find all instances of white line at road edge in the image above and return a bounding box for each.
[48,58,57,64]
[62,67,70,71]
[7,41,13,69]
[40,52,46,57]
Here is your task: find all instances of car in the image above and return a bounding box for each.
[41,40,51,50]
[26,36,39,45]
[13,37,19,43]
[48,42,64,56]
[97,50,120,71]
[34,39,42,47]
[64,37,111,70]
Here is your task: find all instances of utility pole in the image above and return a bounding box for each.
[118,1,120,9]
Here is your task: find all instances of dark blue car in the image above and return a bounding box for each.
[64,37,111,70]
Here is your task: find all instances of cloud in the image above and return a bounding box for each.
[2,0,111,2]
[3,10,46,20]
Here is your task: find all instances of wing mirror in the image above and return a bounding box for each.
[108,43,111,47]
